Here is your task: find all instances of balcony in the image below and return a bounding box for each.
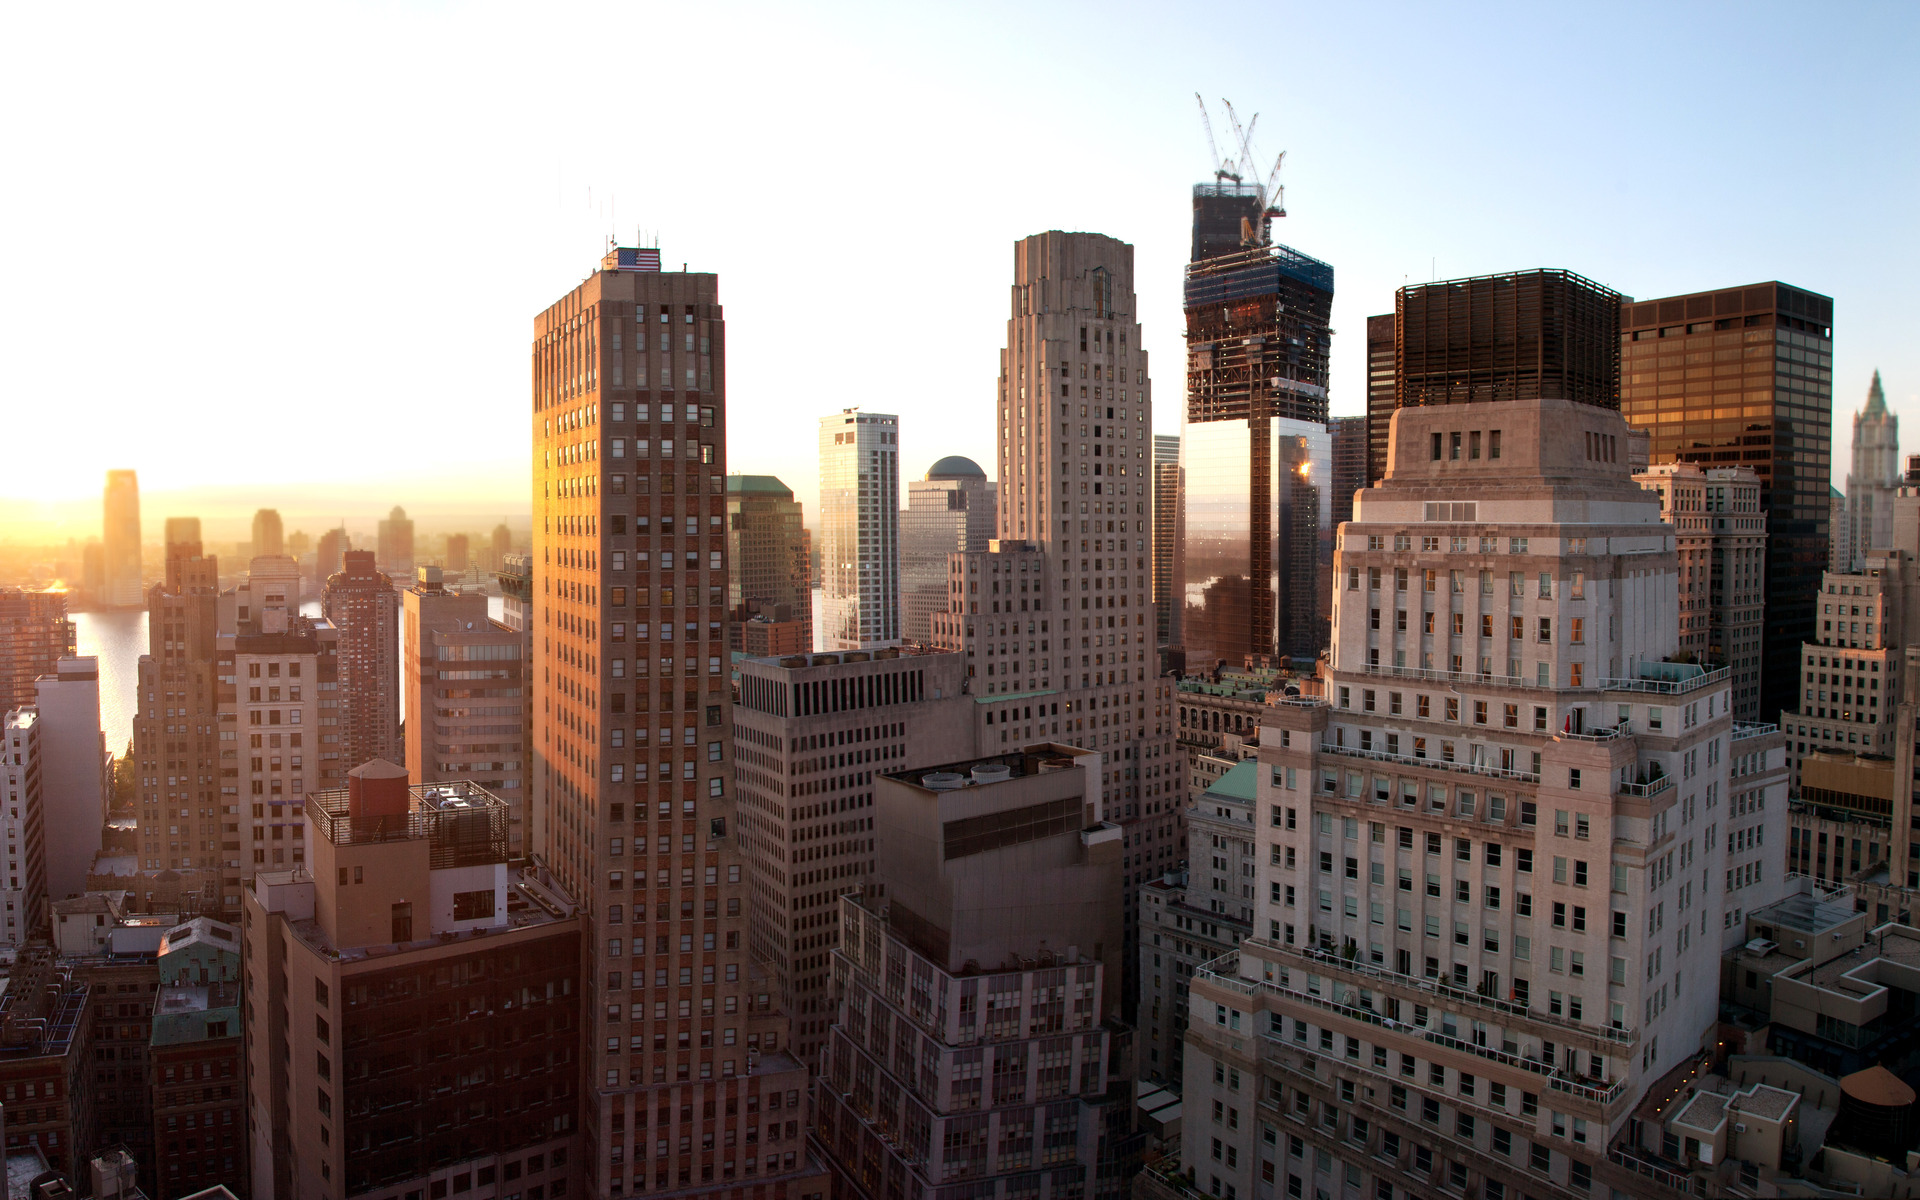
[1731,721,1778,741]
[1560,720,1630,742]
[1596,666,1729,696]
[1357,663,1524,688]
[1318,741,1539,784]
[1617,775,1674,799]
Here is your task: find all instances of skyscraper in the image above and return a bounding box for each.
[251,508,284,558]
[133,529,227,910]
[1619,281,1834,719]
[966,230,1178,1011]
[403,567,528,853]
[900,457,996,645]
[1364,312,1395,488]
[818,409,900,649]
[1846,370,1899,567]
[377,505,414,573]
[725,474,811,651]
[102,469,142,607]
[0,588,74,715]
[322,550,401,773]
[1178,395,1736,1200]
[1329,414,1368,530]
[1178,218,1334,670]
[530,245,824,1199]
[0,710,46,947]
[1153,435,1180,652]
[445,531,470,572]
[33,657,106,904]
[491,521,513,569]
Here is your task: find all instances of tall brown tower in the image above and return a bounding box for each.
[322,550,400,773]
[532,246,823,1200]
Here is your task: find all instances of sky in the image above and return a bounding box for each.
[2,1,1915,543]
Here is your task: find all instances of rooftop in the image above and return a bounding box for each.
[1201,759,1259,804]
[150,984,239,1047]
[305,779,509,867]
[270,866,578,965]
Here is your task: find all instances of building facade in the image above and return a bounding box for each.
[1153,435,1179,653]
[529,246,825,1200]
[1177,396,1735,1200]
[1329,415,1367,531]
[725,476,811,652]
[818,409,901,650]
[0,589,75,715]
[33,657,107,903]
[402,569,528,854]
[150,917,245,1198]
[0,708,47,945]
[731,647,976,1065]
[900,458,997,646]
[322,550,401,775]
[103,470,143,608]
[1633,463,1768,719]
[1619,281,1835,721]
[1845,370,1899,569]
[1364,314,1395,490]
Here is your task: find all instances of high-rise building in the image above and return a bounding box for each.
[322,550,401,773]
[0,588,75,714]
[165,516,203,560]
[403,567,528,854]
[813,745,1139,1200]
[251,508,284,558]
[818,409,900,649]
[732,646,976,1065]
[243,767,581,1199]
[531,246,825,1200]
[0,708,47,946]
[726,475,811,651]
[1179,229,1334,669]
[1153,436,1180,652]
[1846,370,1899,568]
[491,521,513,570]
[967,231,1180,1012]
[33,657,107,904]
[1176,395,1736,1200]
[287,528,311,563]
[1396,270,1621,411]
[1365,313,1395,488]
[103,469,143,607]
[1619,281,1835,720]
[313,526,348,584]
[1329,414,1368,530]
[496,550,536,855]
[1830,485,1852,572]
[900,457,997,645]
[376,505,415,574]
[1633,463,1768,718]
[134,531,228,911]
[445,531,470,573]
[224,598,341,878]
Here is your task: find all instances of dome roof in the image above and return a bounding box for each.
[926,456,987,481]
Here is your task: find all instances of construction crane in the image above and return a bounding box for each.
[1221,98,1286,221]
[1194,92,1241,185]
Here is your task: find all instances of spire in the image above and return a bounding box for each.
[1865,369,1888,418]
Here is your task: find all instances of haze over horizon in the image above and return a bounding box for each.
[3,1,1914,544]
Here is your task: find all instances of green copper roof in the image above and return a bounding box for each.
[1204,758,1260,802]
[1864,370,1889,418]
[727,475,794,497]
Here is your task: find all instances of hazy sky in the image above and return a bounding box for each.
[3,2,1914,542]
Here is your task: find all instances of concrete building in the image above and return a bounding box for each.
[375,505,414,575]
[1845,370,1899,570]
[530,246,826,1200]
[402,568,528,854]
[818,409,901,650]
[322,550,401,774]
[813,745,1138,1200]
[0,709,47,945]
[0,589,74,715]
[0,945,93,1177]
[1830,485,1851,573]
[1634,463,1768,719]
[251,509,284,559]
[243,768,581,1199]
[1722,722,1791,948]
[224,616,341,878]
[103,470,143,608]
[1780,555,1910,788]
[133,533,229,911]
[726,475,812,653]
[150,917,244,1198]
[224,555,301,636]
[1139,759,1257,1087]
[900,458,997,646]
[731,647,976,1065]
[1620,282,1836,722]
[1175,396,1737,1200]
[741,607,809,657]
[1153,436,1179,654]
[971,231,1181,1015]
[33,658,107,904]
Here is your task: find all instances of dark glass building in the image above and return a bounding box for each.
[1365,313,1395,488]
[1329,414,1368,529]
[1618,282,1834,719]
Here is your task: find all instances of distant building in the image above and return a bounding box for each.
[1846,370,1900,568]
[726,475,811,652]
[1154,436,1180,652]
[741,606,810,657]
[312,527,347,585]
[0,588,74,714]
[243,767,581,1200]
[103,470,143,607]
[444,532,469,573]
[402,568,528,854]
[1329,414,1368,530]
[1364,313,1395,488]
[33,657,108,903]
[1831,485,1852,572]
[818,409,900,648]
[489,522,511,571]
[321,550,400,773]
[250,509,283,558]
[376,506,414,574]
[900,457,996,645]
